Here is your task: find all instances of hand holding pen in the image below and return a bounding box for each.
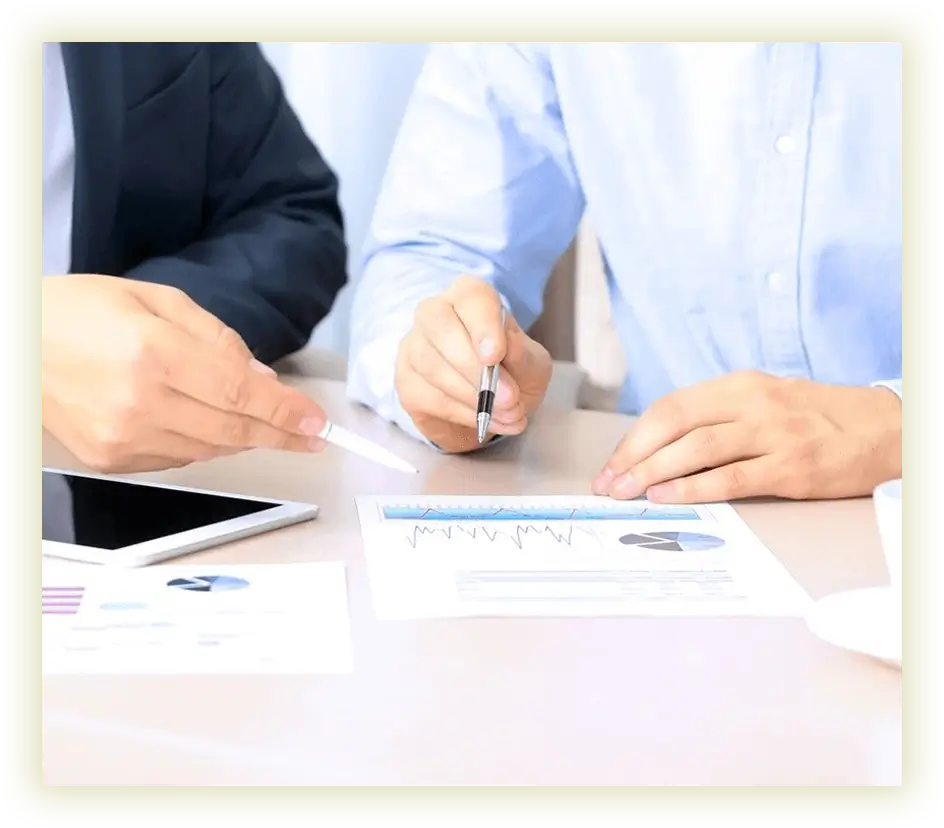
[394,276,554,453]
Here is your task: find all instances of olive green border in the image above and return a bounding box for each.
[11,0,920,808]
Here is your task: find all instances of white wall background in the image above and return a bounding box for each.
[259,42,429,355]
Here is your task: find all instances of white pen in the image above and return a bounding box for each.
[317,421,418,474]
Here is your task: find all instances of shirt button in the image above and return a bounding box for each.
[766,271,788,292]
[775,135,796,154]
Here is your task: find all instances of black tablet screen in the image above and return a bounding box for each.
[42,470,278,550]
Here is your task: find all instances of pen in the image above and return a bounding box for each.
[476,307,506,444]
[317,422,418,474]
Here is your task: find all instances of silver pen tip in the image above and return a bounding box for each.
[476,413,489,444]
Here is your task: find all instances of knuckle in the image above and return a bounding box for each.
[671,475,694,501]
[406,338,436,377]
[415,297,451,332]
[779,458,815,499]
[396,369,425,415]
[215,325,249,358]
[396,331,414,364]
[220,415,251,446]
[395,344,412,387]
[722,464,748,498]
[267,395,302,432]
[780,414,814,441]
[626,460,650,488]
[734,369,769,394]
[448,274,481,297]
[695,427,718,455]
[125,327,156,371]
[222,370,252,411]
[162,285,191,310]
[767,376,798,406]
[83,448,121,474]
[533,341,552,376]
[653,396,687,436]
[271,430,296,451]
[413,381,458,423]
[111,383,146,428]
[87,423,130,471]
[101,388,145,443]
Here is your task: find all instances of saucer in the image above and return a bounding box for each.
[805,586,901,669]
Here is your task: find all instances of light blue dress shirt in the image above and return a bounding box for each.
[348,43,901,442]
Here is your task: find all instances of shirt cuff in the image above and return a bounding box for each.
[871,378,902,401]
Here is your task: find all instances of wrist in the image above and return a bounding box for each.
[866,386,902,482]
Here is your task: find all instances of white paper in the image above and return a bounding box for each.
[355,495,812,619]
[42,560,353,674]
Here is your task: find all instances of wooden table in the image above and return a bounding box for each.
[42,378,902,785]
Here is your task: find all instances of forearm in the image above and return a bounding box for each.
[128,43,347,363]
[128,210,346,363]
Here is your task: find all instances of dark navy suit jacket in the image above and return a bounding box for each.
[61,42,347,362]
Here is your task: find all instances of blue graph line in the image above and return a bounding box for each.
[382,505,700,522]
[405,524,603,550]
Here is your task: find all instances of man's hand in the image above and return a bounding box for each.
[592,371,902,503]
[43,274,328,473]
[396,276,553,453]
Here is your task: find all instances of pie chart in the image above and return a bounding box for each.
[166,575,249,593]
[618,531,724,552]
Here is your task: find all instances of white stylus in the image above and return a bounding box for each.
[317,422,419,474]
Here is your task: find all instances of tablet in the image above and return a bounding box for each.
[42,467,319,567]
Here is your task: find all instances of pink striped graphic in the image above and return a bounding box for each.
[42,586,84,615]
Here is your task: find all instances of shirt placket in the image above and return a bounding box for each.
[752,42,818,379]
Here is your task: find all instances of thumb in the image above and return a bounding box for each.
[451,283,509,366]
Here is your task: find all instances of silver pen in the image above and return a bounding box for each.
[476,307,506,444]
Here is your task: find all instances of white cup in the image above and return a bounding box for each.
[873,478,902,595]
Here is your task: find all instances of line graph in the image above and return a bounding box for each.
[382,504,700,522]
[404,523,604,550]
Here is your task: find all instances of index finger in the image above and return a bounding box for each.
[599,373,759,481]
[149,319,326,436]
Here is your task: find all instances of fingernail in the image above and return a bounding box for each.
[592,467,614,495]
[308,436,327,453]
[479,338,496,360]
[496,379,513,406]
[250,358,277,376]
[647,483,672,502]
[611,473,639,498]
[299,417,324,437]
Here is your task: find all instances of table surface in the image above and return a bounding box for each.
[41,378,902,785]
